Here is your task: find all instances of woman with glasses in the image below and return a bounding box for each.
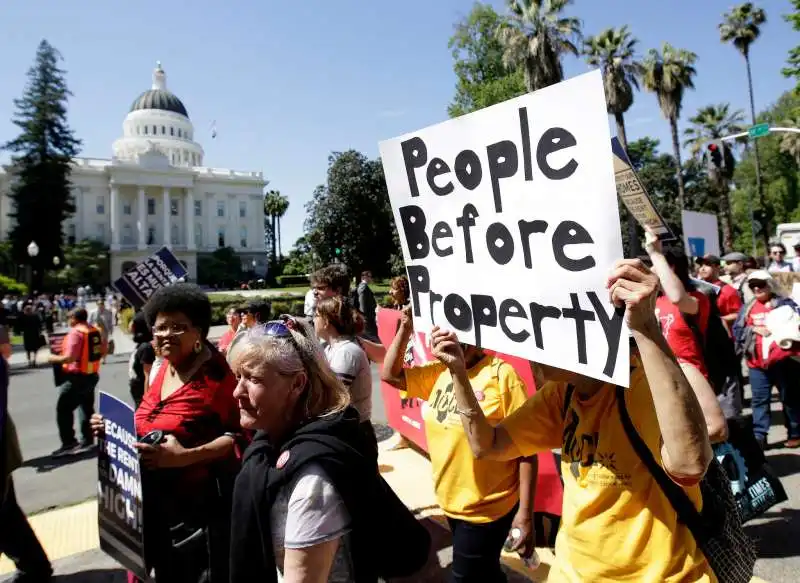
[314,295,376,458]
[91,283,244,583]
[733,270,800,449]
[228,316,388,582]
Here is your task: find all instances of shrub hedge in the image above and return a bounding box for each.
[276,274,309,287]
[0,274,27,295]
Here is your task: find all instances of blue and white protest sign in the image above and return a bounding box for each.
[97,392,147,579]
[112,246,187,309]
[379,70,629,385]
[682,210,720,258]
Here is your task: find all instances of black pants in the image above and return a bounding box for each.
[56,372,98,446]
[447,504,517,583]
[0,478,52,578]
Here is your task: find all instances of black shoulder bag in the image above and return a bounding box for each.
[615,386,755,583]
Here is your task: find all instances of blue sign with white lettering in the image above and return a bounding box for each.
[97,392,147,579]
[687,237,706,257]
[112,246,187,309]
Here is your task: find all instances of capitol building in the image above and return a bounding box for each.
[0,62,267,281]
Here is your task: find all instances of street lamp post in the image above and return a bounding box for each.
[26,241,39,294]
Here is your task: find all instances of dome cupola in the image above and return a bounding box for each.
[129,62,189,118]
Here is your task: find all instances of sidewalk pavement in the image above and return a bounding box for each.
[0,433,772,582]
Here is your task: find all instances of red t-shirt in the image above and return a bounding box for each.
[745,301,800,369]
[711,280,743,320]
[217,328,236,354]
[655,291,710,377]
[135,351,243,503]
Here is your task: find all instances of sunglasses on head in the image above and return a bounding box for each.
[748,280,768,290]
[260,315,302,339]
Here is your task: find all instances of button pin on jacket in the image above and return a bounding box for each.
[276,451,290,469]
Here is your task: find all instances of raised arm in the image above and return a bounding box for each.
[608,259,713,482]
[645,229,698,315]
[380,306,413,389]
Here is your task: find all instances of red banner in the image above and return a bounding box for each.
[377,308,563,516]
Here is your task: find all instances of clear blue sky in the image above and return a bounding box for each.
[0,0,795,250]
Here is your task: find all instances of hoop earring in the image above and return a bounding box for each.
[193,340,203,353]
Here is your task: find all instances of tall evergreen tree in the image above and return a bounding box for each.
[3,40,81,291]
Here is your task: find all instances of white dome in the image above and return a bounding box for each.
[112,62,205,167]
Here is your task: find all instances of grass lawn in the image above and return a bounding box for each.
[10,335,22,346]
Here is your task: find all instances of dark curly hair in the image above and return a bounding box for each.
[131,311,153,344]
[143,283,212,338]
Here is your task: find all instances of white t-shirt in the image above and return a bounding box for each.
[271,463,354,582]
[323,338,372,422]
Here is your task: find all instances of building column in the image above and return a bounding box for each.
[162,187,171,247]
[110,183,120,250]
[137,187,147,250]
[186,188,196,250]
[207,195,214,249]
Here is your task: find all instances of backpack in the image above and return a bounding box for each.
[85,327,104,363]
[616,386,756,583]
[681,288,739,395]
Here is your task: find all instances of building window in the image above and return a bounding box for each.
[96,196,105,214]
[67,224,76,245]
[194,200,202,216]
[147,197,156,215]
[217,227,225,248]
[216,201,225,217]
[161,125,166,135]
[195,223,203,247]
[147,226,156,245]
[178,128,182,138]
[123,224,133,244]
[96,222,104,240]
[144,126,149,135]
[123,202,132,215]
[240,226,247,248]
[170,127,174,136]
[171,223,179,245]
[239,201,246,218]
[152,125,157,134]
[136,126,141,135]
[170,198,178,216]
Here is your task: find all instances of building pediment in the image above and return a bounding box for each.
[135,143,171,170]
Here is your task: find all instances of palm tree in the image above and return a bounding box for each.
[273,193,290,258]
[263,190,281,264]
[642,43,698,212]
[497,0,582,92]
[719,3,768,249]
[583,25,643,255]
[683,104,745,251]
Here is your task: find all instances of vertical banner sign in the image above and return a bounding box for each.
[112,246,187,309]
[97,392,147,579]
[379,70,629,385]
[611,137,675,241]
[681,210,720,258]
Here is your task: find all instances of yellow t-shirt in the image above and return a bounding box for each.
[501,365,716,582]
[405,355,529,523]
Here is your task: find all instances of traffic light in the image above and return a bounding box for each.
[334,247,342,256]
[707,142,723,170]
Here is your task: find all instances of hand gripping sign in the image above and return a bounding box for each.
[379,70,629,386]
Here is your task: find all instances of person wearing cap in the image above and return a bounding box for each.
[722,251,753,303]
[793,242,800,272]
[696,254,743,334]
[732,270,800,449]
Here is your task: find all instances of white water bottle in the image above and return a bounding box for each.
[504,527,541,570]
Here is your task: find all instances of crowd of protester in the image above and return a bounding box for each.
[0,237,798,582]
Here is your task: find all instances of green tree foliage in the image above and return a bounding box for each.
[2,40,81,291]
[305,150,397,276]
[47,239,110,289]
[282,235,315,276]
[683,104,745,250]
[447,3,526,117]
[732,91,800,254]
[497,0,582,92]
[642,43,698,211]
[197,247,243,287]
[783,0,800,89]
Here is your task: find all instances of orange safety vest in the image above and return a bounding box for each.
[62,323,104,375]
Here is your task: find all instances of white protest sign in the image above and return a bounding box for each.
[379,70,629,385]
[681,210,720,257]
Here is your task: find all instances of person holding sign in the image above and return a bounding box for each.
[91,284,244,583]
[382,309,537,583]
[441,259,720,582]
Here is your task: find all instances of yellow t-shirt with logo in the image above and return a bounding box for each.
[405,355,529,523]
[501,365,716,582]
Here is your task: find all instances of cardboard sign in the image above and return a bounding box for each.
[376,308,564,517]
[97,392,147,579]
[379,70,629,385]
[112,247,187,309]
[682,210,720,257]
[611,137,675,241]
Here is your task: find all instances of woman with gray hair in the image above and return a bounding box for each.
[733,270,800,449]
[227,316,429,582]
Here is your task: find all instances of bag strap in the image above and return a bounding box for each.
[615,386,707,543]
